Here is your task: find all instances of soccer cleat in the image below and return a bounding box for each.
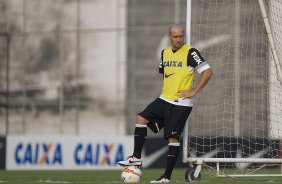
[150,175,170,183]
[118,156,142,166]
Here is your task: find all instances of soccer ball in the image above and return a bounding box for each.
[121,166,142,183]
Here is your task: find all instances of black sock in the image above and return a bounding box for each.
[133,126,147,159]
[163,144,180,179]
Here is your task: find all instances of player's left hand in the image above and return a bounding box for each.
[178,90,196,98]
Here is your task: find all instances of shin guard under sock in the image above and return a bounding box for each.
[163,143,180,179]
[133,125,147,159]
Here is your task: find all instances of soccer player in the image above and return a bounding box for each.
[118,24,213,183]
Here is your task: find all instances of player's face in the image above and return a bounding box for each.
[169,28,185,50]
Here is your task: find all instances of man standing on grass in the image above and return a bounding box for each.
[118,24,213,183]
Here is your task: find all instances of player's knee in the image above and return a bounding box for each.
[169,132,181,140]
[168,137,179,144]
[136,115,149,125]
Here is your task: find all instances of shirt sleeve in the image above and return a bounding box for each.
[159,49,164,74]
[187,48,210,73]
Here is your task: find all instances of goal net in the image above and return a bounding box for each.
[184,0,282,179]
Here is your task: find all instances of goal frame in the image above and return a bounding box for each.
[183,0,282,180]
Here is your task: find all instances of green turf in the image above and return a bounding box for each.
[1,168,282,184]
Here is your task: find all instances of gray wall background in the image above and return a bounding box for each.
[1,0,281,139]
[0,0,127,135]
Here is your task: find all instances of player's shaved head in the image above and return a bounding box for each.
[168,24,185,50]
[169,24,185,35]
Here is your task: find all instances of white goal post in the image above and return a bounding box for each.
[183,0,282,181]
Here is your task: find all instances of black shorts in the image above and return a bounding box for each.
[138,98,192,140]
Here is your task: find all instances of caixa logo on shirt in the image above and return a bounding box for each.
[14,143,62,165]
[163,61,183,67]
[74,143,125,166]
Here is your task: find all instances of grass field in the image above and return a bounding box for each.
[1,168,282,184]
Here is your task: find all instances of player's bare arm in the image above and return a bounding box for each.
[179,68,213,98]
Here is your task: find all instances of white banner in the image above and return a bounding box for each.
[6,135,133,170]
